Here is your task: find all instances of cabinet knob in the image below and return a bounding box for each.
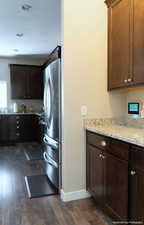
[124,79,128,83]
[128,78,132,82]
[101,140,106,147]
[131,170,136,176]
[99,154,102,158]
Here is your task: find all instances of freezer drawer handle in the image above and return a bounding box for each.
[43,137,58,149]
[39,120,47,125]
[43,152,58,168]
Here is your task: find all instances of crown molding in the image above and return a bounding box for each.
[105,0,117,7]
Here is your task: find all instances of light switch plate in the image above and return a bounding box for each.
[81,105,87,116]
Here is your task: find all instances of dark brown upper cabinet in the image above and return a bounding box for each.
[10,64,43,99]
[105,0,144,90]
[133,0,144,86]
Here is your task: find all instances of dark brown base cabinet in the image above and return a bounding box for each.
[0,115,17,143]
[86,131,144,223]
[87,145,104,205]
[0,115,40,145]
[129,146,144,222]
[104,154,128,221]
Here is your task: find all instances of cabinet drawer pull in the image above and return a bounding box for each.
[124,79,128,83]
[101,141,106,147]
[128,78,132,82]
[99,154,102,158]
[131,171,136,176]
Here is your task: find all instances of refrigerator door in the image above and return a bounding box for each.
[43,59,61,142]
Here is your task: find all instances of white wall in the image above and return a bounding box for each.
[62,0,126,194]
[0,57,45,112]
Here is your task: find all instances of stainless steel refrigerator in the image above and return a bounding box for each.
[43,57,61,190]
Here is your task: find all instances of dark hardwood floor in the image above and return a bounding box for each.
[0,144,111,225]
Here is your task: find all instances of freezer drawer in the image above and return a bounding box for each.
[43,152,59,189]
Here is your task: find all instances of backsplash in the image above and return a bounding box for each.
[126,89,144,104]
[83,116,144,129]
[83,118,121,127]
[10,100,43,113]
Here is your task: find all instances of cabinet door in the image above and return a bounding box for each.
[0,116,9,142]
[129,168,144,223]
[87,144,104,204]
[104,153,128,221]
[0,116,16,143]
[108,0,130,90]
[133,0,144,85]
[8,116,16,141]
[10,65,28,99]
[18,115,37,141]
[28,67,43,99]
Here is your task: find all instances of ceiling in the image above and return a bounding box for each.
[0,0,61,58]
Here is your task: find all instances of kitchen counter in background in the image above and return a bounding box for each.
[0,112,42,116]
[0,113,43,144]
[84,118,144,148]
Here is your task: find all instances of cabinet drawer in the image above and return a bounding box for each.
[87,132,109,150]
[131,146,144,171]
[109,139,129,160]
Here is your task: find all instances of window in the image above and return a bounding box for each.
[0,81,7,109]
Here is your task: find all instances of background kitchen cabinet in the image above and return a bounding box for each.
[0,115,40,145]
[29,67,43,99]
[10,64,43,99]
[10,65,28,99]
[16,115,38,142]
[0,115,16,143]
[105,0,144,90]
[108,0,130,90]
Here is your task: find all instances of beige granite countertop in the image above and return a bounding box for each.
[86,125,144,148]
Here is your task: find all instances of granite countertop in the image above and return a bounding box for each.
[86,124,144,148]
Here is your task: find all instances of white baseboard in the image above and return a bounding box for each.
[60,189,91,202]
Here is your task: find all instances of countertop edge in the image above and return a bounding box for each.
[86,127,144,148]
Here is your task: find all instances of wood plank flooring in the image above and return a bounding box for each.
[0,143,112,225]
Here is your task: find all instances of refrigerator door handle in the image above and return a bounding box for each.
[43,152,58,168]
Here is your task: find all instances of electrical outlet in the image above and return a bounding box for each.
[81,105,87,116]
